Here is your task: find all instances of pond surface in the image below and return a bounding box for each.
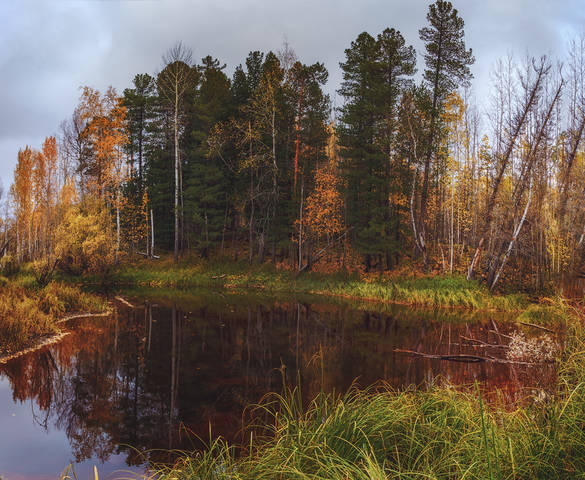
[0,292,559,479]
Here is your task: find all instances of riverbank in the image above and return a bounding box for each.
[0,278,108,359]
[99,257,529,311]
[151,298,584,479]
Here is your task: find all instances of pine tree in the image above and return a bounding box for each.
[183,56,235,257]
[338,29,415,270]
[123,73,155,188]
[418,0,475,260]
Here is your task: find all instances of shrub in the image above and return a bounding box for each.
[55,201,116,275]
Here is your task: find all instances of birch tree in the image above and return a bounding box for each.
[158,42,197,262]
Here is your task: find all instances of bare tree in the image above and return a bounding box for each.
[59,107,91,194]
[559,34,585,224]
[467,56,549,280]
[487,66,562,290]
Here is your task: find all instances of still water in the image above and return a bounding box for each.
[0,293,558,479]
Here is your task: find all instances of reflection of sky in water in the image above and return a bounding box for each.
[0,379,138,479]
[0,295,560,478]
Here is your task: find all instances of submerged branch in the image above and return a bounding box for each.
[393,348,547,365]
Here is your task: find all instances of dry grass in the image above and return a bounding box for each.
[0,278,107,356]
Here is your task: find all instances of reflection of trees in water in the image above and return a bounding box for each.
[0,299,558,468]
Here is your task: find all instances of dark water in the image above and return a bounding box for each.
[0,293,559,479]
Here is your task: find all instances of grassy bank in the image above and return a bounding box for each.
[104,258,528,311]
[151,299,584,480]
[0,277,108,357]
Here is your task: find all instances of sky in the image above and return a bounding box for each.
[0,0,584,192]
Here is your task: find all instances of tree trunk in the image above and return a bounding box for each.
[173,88,180,263]
[298,179,304,271]
[467,59,548,280]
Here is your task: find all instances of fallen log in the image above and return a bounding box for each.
[1,312,112,364]
[115,296,135,308]
[0,332,71,364]
[57,311,111,324]
[451,343,507,349]
[459,335,508,348]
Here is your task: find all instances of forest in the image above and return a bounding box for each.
[3,0,584,294]
[3,1,585,479]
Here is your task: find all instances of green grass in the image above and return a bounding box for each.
[514,299,569,327]
[101,258,528,311]
[149,300,585,480]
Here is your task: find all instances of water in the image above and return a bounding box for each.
[0,292,559,479]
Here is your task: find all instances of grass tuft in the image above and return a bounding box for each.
[0,280,107,356]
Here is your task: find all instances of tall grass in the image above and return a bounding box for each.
[149,299,585,480]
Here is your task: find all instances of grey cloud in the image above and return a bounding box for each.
[0,0,582,190]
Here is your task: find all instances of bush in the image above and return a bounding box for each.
[55,201,116,275]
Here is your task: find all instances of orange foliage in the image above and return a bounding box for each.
[303,163,344,239]
[78,86,128,199]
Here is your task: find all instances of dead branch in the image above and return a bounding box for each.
[393,348,544,365]
[517,321,556,334]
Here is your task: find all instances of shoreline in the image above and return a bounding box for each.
[0,311,111,365]
[99,259,531,312]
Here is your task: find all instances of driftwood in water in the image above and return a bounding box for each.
[0,332,71,364]
[393,348,541,365]
[0,311,112,364]
[57,312,111,324]
[458,335,508,349]
[451,343,506,349]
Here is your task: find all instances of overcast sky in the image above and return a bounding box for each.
[0,0,584,192]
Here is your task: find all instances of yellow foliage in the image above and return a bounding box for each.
[55,201,116,275]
